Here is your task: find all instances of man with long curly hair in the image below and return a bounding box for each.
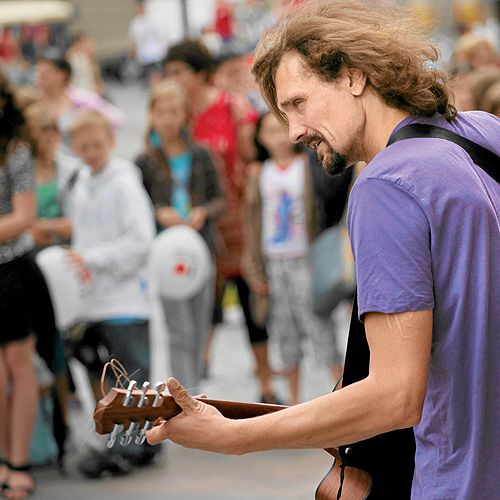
[145,2,500,498]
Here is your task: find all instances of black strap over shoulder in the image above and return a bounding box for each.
[339,297,415,499]
[388,123,499,182]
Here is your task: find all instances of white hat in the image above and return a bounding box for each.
[149,226,211,300]
[36,246,92,330]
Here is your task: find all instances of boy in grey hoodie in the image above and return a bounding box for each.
[67,109,158,476]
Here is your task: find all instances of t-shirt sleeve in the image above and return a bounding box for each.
[7,144,35,194]
[348,177,434,319]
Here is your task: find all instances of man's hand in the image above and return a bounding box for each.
[156,207,183,227]
[146,378,240,454]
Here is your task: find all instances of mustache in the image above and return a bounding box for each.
[302,134,326,149]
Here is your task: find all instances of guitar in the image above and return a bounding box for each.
[94,381,372,499]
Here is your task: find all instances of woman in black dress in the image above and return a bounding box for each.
[0,71,39,499]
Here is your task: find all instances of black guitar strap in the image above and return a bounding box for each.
[387,123,500,182]
[339,296,416,500]
[338,123,499,499]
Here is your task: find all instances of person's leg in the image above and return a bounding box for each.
[267,260,302,405]
[3,336,37,498]
[5,336,37,466]
[190,269,215,385]
[0,348,9,486]
[28,255,57,373]
[202,274,226,378]
[234,276,275,401]
[72,323,111,404]
[290,257,344,384]
[79,322,155,474]
[161,298,199,391]
[29,256,70,463]
[286,367,301,407]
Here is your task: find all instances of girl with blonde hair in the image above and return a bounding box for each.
[135,80,225,390]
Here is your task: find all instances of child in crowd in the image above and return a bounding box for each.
[35,49,123,153]
[164,40,279,405]
[244,112,343,405]
[135,80,224,391]
[24,102,79,247]
[24,101,81,463]
[67,109,158,477]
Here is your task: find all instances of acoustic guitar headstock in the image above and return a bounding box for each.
[93,380,179,448]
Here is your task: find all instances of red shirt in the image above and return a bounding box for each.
[214,2,234,40]
[192,91,257,276]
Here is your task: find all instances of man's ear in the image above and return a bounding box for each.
[347,68,367,96]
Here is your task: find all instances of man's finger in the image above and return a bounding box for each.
[146,420,168,445]
[167,377,203,412]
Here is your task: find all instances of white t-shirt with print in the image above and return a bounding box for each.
[260,156,308,260]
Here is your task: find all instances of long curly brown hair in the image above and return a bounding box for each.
[253,0,457,123]
[0,71,32,165]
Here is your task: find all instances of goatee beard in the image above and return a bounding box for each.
[318,146,350,176]
[304,134,350,176]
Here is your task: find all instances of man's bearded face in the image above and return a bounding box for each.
[303,133,349,176]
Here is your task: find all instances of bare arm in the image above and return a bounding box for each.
[32,217,72,241]
[147,309,432,454]
[236,122,256,164]
[0,192,36,243]
[230,93,256,164]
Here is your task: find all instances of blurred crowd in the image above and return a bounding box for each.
[450,29,500,116]
[0,0,499,497]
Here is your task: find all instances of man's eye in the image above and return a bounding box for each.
[293,99,305,110]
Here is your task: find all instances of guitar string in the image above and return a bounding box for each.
[100,358,131,397]
[91,359,142,428]
[99,357,218,397]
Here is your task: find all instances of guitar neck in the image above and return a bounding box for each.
[94,388,287,435]
[174,397,288,420]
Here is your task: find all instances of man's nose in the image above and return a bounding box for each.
[287,119,307,144]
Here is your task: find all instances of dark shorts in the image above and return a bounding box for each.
[0,251,55,347]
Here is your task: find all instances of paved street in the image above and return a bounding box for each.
[34,305,347,500]
[31,80,349,499]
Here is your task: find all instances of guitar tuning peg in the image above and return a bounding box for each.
[155,381,166,394]
[123,380,138,407]
[120,421,138,447]
[138,381,151,408]
[153,381,166,408]
[107,423,124,448]
[135,420,154,445]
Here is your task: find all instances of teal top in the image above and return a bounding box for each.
[37,178,61,219]
[170,151,192,220]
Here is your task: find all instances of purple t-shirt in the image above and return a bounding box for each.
[348,111,500,499]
